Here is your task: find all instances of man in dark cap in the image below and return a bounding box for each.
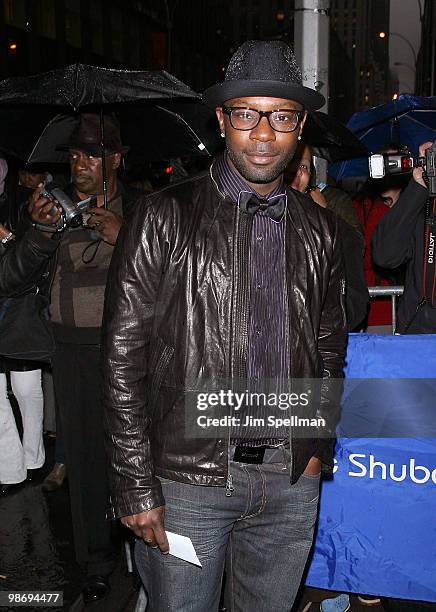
[27,113,138,603]
[103,41,347,610]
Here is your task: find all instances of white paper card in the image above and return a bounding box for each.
[166,531,202,567]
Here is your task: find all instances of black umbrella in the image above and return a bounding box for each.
[304,111,369,162]
[0,63,199,107]
[0,63,223,163]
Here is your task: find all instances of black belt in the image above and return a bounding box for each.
[232,442,288,464]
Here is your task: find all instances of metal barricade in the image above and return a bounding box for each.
[368,286,404,334]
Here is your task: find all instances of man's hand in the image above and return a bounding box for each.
[121,506,169,553]
[28,184,62,237]
[414,141,434,188]
[87,207,123,245]
[304,456,322,475]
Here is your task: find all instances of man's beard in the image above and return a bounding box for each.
[227,146,296,184]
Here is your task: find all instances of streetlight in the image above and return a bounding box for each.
[378,31,417,65]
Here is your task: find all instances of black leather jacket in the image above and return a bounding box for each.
[102,170,347,518]
[0,227,58,298]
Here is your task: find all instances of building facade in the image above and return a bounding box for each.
[330,0,390,111]
[0,0,228,92]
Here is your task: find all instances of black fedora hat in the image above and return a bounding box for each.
[203,40,325,112]
[57,113,129,156]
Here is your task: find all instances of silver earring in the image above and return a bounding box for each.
[220,132,225,138]
[298,135,302,141]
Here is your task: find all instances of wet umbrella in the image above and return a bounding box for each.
[0,63,199,107]
[0,63,222,163]
[330,94,436,179]
[303,111,368,163]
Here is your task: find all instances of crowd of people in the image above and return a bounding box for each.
[0,40,434,611]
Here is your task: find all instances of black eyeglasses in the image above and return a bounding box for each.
[222,105,305,133]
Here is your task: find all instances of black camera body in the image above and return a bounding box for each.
[368,142,436,196]
[40,181,96,232]
[420,142,436,196]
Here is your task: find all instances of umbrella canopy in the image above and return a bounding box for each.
[0,63,223,162]
[303,111,368,163]
[0,63,198,108]
[330,94,436,179]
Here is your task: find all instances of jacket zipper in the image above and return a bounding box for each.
[227,202,251,493]
[227,203,239,494]
[284,207,293,479]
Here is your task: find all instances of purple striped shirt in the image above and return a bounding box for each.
[212,153,289,443]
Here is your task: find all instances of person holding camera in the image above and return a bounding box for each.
[26,113,139,603]
[372,141,436,334]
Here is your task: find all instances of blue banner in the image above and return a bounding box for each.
[306,333,436,602]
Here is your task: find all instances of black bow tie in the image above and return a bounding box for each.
[238,191,287,222]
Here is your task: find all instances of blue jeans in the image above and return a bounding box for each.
[135,445,320,611]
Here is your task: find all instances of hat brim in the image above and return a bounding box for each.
[203,80,325,112]
[56,142,130,156]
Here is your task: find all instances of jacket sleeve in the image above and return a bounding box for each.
[314,215,348,468]
[102,199,166,518]
[372,179,428,268]
[0,227,58,297]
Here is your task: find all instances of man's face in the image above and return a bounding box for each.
[69,149,120,195]
[216,96,307,188]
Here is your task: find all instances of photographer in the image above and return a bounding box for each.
[372,141,435,333]
[26,113,138,603]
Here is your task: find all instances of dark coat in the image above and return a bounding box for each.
[372,180,435,333]
[0,227,58,297]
